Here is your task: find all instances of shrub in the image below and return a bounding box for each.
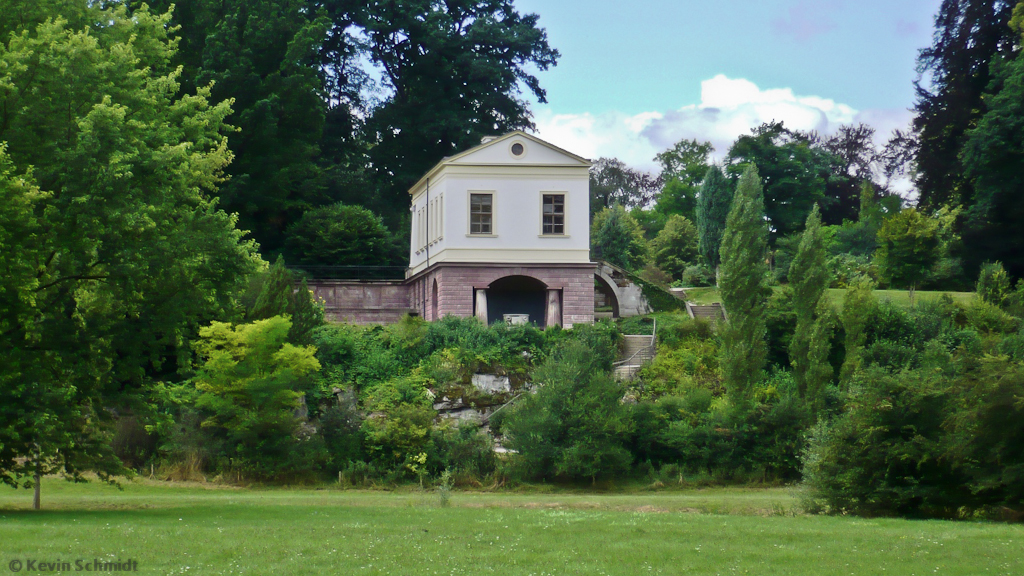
[946,356,1024,511]
[111,416,157,470]
[827,253,878,288]
[681,264,716,287]
[637,339,721,398]
[964,299,1020,335]
[801,367,966,517]
[431,422,496,479]
[998,329,1024,360]
[655,314,714,348]
[632,392,809,483]
[192,316,325,480]
[865,300,919,349]
[617,315,657,336]
[638,263,673,287]
[865,339,920,371]
[361,403,436,479]
[544,321,621,372]
[502,340,634,482]
[977,261,1012,307]
[319,398,364,468]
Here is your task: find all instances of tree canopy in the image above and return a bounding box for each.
[726,122,835,243]
[653,138,713,222]
[0,3,261,490]
[960,18,1024,278]
[913,0,1018,211]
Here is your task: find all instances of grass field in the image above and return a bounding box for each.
[681,286,975,307]
[2,479,1021,575]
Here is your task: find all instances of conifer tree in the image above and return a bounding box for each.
[788,205,830,398]
[840,276,877,384]
[591,206,648,271]
[244,257,325,345]
[696,165,733,273]
[806,299,836,413]
[718,164,770,409]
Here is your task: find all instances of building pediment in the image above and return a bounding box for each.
[409,131,590,195]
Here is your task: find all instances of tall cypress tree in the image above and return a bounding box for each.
[806,299,837,413]
[788,205,830,398]
[696,165,733,273]
[718,164,770,409]
[840,276,878,385]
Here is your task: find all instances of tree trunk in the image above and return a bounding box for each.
[33,457,41,510]
[909,283,916,308]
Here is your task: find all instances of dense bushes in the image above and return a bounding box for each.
[802,292,1024,519]
[151,314,632,484]
[801,367,966,517]
[502,340,634,482]
[139,264,1024,521]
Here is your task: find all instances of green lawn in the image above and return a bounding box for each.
[2,479,1021,575]
[679,286,975,307]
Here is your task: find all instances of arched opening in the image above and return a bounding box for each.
[487,275,548,327]
[594,274,620,318]
[430,279,439,320]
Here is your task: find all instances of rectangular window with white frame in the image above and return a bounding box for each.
[469,192,493,235]
[542,193,565,235]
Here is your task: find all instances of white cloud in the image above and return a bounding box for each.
[532,75,911,175]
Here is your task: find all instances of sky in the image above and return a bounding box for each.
[512,0,944,173]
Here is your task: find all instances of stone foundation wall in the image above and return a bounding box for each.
[408,263,595,326]
[306,263,596,326]
[307,281,414,325]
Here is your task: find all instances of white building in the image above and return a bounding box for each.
[405,131,596,327]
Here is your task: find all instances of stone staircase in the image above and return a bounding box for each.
[613,333,656,380]
[685,302,727,323]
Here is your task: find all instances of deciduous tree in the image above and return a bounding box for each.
[653,139,713,221]
[360,0,559,213]
[650,215,699,281]
[142,0,334,255]
[726,122,835,242]
[589,158,662,216]
[0,3,261,503]
[193,316,322,479]
[285,203,391,266]
[875,209,941,305]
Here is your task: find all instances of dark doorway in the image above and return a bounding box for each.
[487,275,547,327]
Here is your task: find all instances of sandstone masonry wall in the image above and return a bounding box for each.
[308,281,414,325]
